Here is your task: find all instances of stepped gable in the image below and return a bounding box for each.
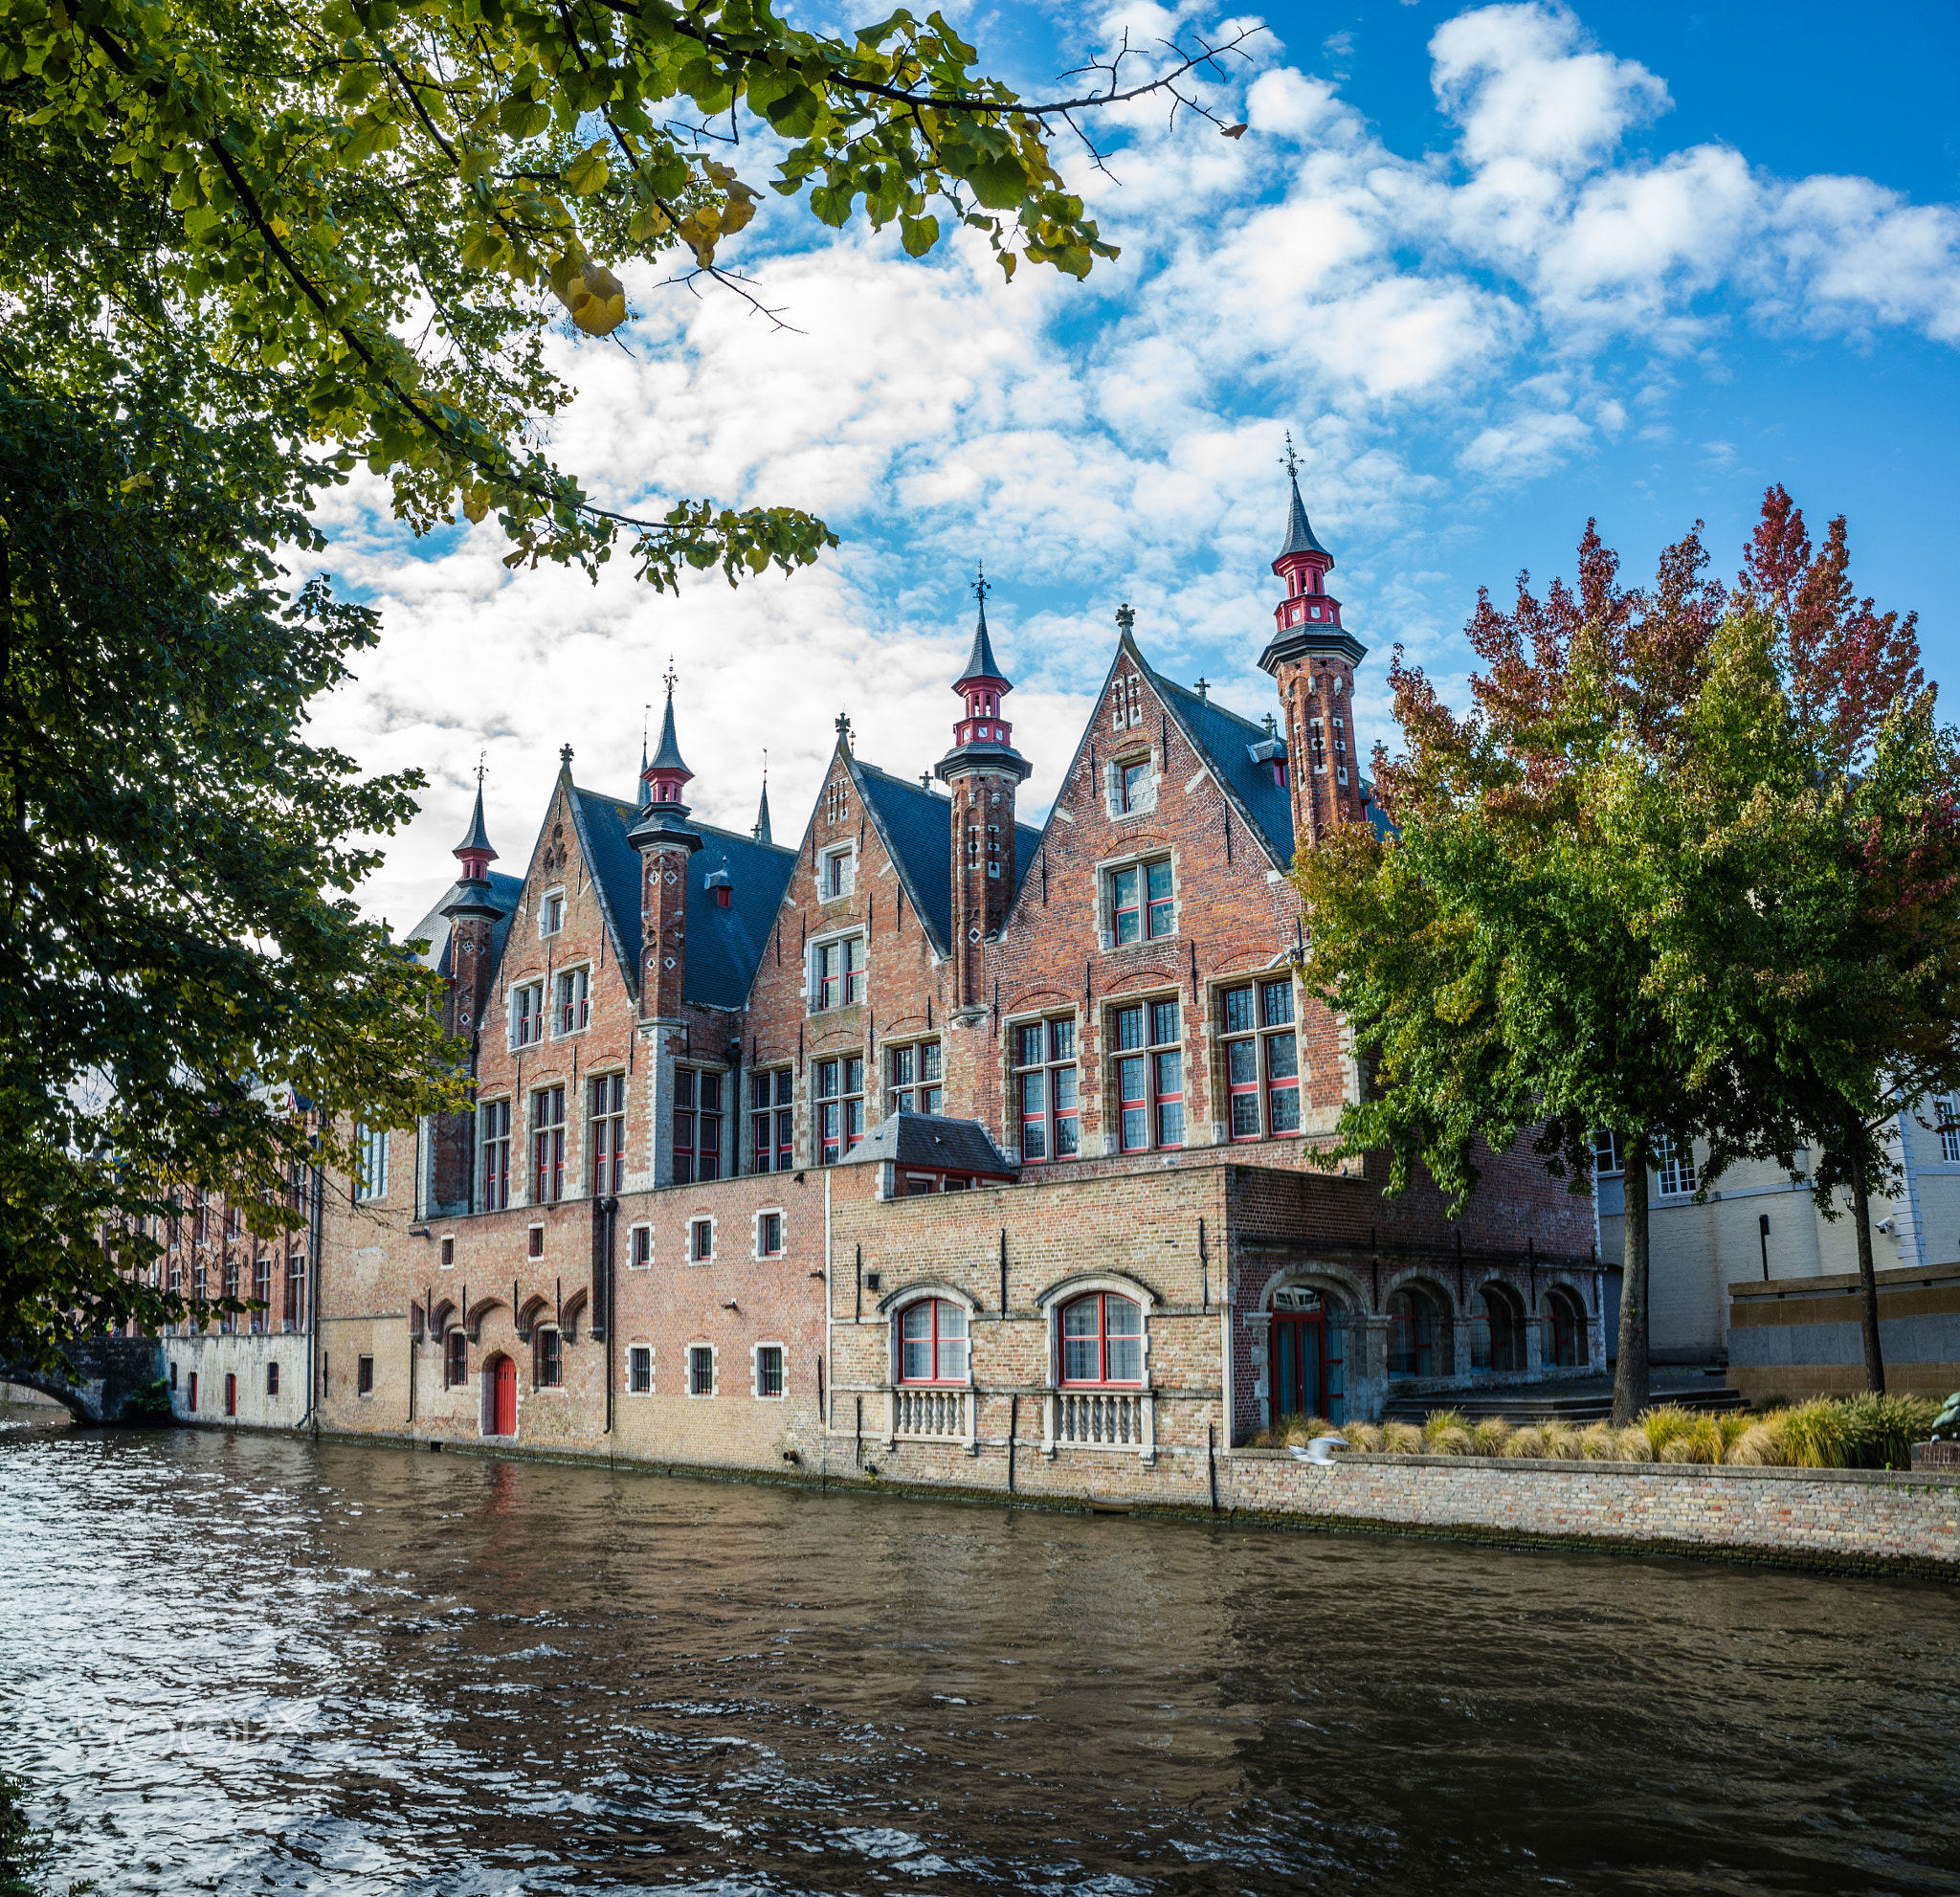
[571,787,796,1011]
[404,870,523,974]
[850,756,1041,957]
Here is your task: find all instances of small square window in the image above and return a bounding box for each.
[535,1328,562,1388]
[542,892,565,935]
[759,1213,782,1257]
[757,1345,784,1398]
[440,1236,455,1268]
[630,1226,653,1268]
[527,1224,545,1260]
[265,1363,279,1397]
[357,1355,374,1396]
[689,1346,714,1396]
[690,1218,713,1262]
[820,846,856,900]
[629,1347,653,1394]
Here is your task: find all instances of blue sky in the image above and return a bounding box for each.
[314,0,1960,926]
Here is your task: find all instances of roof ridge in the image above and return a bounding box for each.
[1147,664,1274,737]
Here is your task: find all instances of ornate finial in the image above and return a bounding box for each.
[920,770,930,790]
[1115,603,1135,634]
[1194,677,1210,701]
[1280,430,1301,480]
[835,710,852,750]
[475,750,487,789]
[1263,711,1278,736]
[662,656,678,700]
[761,747,768,784]
[559,743,573,769]
[972,563,991,608]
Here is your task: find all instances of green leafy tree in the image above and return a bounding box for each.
[2,0,1251,583]
[1295,495,1945,1424]
[0,382,460,1359]
[1704,493,1960,1392]
[0,0,1249,1353]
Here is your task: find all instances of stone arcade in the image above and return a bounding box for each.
[279,474,1602,1500]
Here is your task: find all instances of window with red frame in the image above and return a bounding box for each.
[480,1098,511,1210]
[813,934,862,1010]
[898,1299,969,1382]
[750,1068,793,1172]
[1107,859,1174,946]
[1220,978,1300,1139]
[512,980,545,1045]
[1112,1001,1182,1151]
[555,966,589,1036]
[589,1074,625,1193]
[674,1070,723,1183]
[815,1057,864,1164]
[1014,1018,1078,1160]
[1060,1292,1144,1384]
[531,1085,565,1203]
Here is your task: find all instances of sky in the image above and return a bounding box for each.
[309,0,1960,930]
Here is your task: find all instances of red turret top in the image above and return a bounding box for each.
[948,568,1018,756]
[640,669,694,808]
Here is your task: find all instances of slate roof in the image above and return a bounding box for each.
[404,870,524,974]
[835,1109,1016,1176]
[1144,664,1300,867]
[569,788,797,1012]
[854,758,1040,957]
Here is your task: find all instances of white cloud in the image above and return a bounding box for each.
[309,1,1960,926]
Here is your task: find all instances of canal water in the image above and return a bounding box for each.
[2,1411,1956,1896]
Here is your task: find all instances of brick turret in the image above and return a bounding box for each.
[1257,442,1370,845]
[627,676,702,1026]
[439,766,501,1041]
[935,571,1030,1021]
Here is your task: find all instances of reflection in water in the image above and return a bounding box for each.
[2,1410,1956,1895]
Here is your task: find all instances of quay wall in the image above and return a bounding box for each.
[284,1416,1960,1580]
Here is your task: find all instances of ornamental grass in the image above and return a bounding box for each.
[1258,1394,1942,1467]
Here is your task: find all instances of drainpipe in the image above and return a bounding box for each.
[303,1153,323,1439]
[823,1166,834,1436]
[599,1194,617,1436]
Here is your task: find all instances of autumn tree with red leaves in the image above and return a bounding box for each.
[1298,486,1958,1422]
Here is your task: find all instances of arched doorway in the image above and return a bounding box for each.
[1469,1284,1526,1373]
[1270,1286,1347,1423]
[482,1354,517,1437]
[1542,1285,1589,1368]
[1387,1283,1451,1379]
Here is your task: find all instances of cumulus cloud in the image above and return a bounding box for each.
[310,0,1960,926]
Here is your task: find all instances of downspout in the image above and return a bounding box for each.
[823,1166,835,1436]
[303,1152,323,1439]
[600,1194,617,1437]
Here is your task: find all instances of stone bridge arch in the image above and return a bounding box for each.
[0,1337,166,1424]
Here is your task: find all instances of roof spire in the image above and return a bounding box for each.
[453,753,498,874]
[643,659,693,799]
[752,750,772,845]
[1274,432,1334,569]
[953,564,1009,691]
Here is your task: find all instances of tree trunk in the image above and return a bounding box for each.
[1847,1133,1885,1395]
[1612,1129,1651,1427]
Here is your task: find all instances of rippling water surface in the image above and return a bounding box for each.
[3,1408,1957,1895]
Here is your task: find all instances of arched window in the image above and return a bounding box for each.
[1470,1284,1525,1373]
[1059,1292,1144,1386]
[1387,1285,1449,1379]
[899,1300,969,1384]
[1542,1286,1588,1368]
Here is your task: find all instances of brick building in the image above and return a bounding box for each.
[309,474,1602,1494]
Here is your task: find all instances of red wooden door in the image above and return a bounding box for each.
[491,1358,517,1436]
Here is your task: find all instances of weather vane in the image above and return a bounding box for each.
[475,749,486,788]
[972,562,991,608]
[662,655,678,698]
[1280,430,1301,480]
